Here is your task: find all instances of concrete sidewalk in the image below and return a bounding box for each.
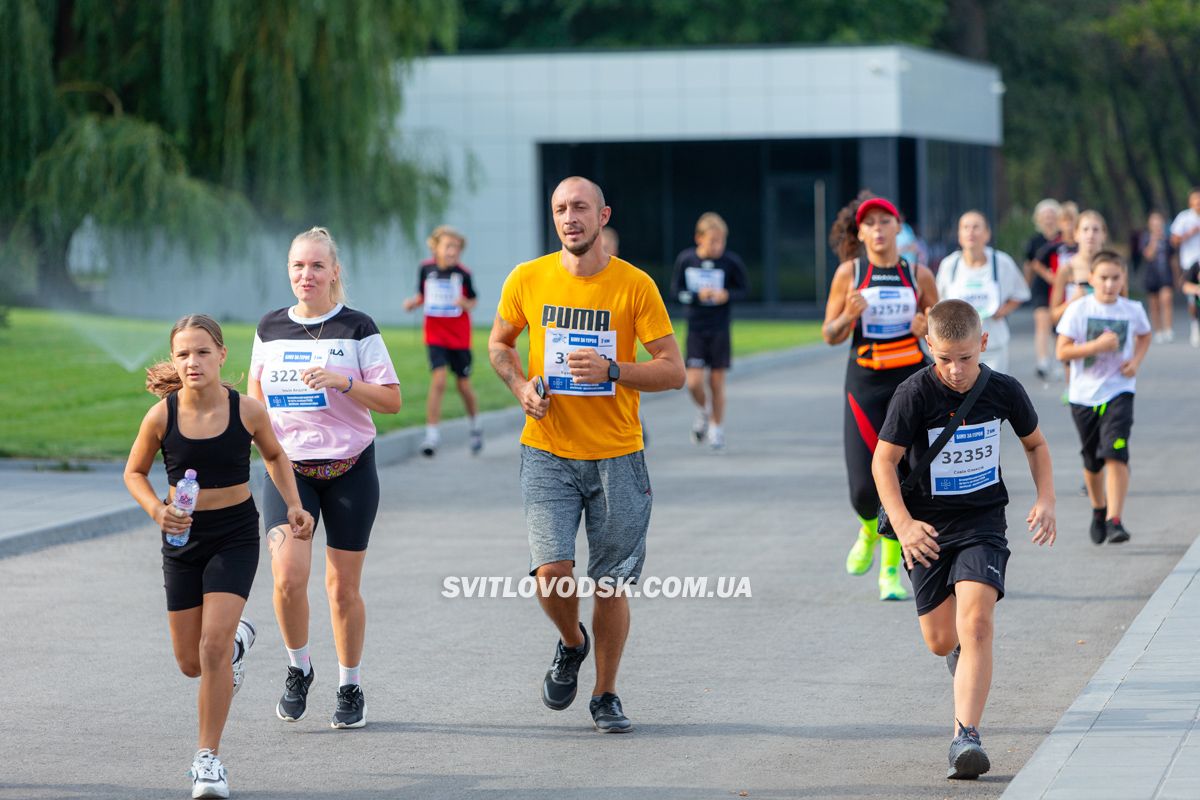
[1001,534,1200,800]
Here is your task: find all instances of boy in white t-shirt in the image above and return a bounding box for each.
[936,211,1031,373]
[1056,251,1152,545]
[1169,188,1200,347]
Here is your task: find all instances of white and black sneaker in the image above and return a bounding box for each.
[331,684,366,729]
[189,749,229,799]
[420,429,439,457]
[231,618,255,696]
[691,411,709,445]
[277,665,315,722]
[469,428,483,456]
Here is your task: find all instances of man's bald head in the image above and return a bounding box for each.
[553,176,606,210]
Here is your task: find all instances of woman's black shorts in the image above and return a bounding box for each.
[162,497,260,612]
[262,442,380,552]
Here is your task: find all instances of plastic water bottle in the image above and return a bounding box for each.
[165,469,199,547]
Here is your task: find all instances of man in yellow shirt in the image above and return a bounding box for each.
[489,176,685,732]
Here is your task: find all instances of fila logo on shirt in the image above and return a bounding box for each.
[541,304,612,331]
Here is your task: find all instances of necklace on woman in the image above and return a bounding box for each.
[303,319,325,342]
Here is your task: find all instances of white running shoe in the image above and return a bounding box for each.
[691,411,709,445]
[706,426,725,451]
[1153,331,1165,345]
[1164,329,1175,343]
[190,749,229,799]
[1190,323,1200,348]
[232,617,255,696]
[420,429,439,457]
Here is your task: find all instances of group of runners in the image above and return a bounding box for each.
[123,175,1170,797]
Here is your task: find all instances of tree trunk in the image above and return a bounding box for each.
[33,226,91,309]
[947,0,989,59]
[1108,81,1156,215]
[1162,38,1200,164]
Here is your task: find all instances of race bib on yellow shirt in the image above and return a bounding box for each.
[544,329,617,396]
[262,346,329,410]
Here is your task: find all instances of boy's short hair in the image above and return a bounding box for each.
[427,224,466,251]
[928,299,983,341]
[695,212,728,237]
[1090,249,1127,272]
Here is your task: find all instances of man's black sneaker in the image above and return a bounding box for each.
[1106,519,1131,544]
[1090,516,1107,545]
[589,692,633,733]
[946,644,961,678]
[947,721,990,779]
[542,622,589,710]
[276,665,315,722]
[331,684,366,729]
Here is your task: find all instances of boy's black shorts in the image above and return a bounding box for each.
[1070,392,1134,473]
[428,344,473,378]
[907,531,1010,616]
[685,329,731,370]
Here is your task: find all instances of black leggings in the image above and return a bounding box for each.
[843,363,922,519]
[262,443,379,552]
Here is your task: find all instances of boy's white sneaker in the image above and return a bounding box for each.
[190,749,229,799]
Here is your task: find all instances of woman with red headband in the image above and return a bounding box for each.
[823,193,938,600]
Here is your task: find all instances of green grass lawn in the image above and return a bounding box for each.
[0,308,821,460]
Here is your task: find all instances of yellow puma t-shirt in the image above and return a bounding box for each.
[498,252,675,460]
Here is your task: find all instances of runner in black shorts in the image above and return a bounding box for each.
[1023,199,1061,379]
[250,227,402,731]
[125,315,312,799]
[670,213,748,450]
[874,299,1056,781]
[403,224,482,456]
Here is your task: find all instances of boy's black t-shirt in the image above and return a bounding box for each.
[669,248,749,333]
[878,366,1039,541]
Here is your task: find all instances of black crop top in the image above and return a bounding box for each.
[162,389,253,488]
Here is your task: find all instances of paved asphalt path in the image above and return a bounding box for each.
[1,311,1195,799]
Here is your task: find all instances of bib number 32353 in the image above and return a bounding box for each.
[928,419,1001,495]
[543,329,617,396]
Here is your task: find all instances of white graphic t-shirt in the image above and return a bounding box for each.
[1056,295,1151,406]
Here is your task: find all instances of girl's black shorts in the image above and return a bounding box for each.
[161,497,259,612]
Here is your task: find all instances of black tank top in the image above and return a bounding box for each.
[850,258,926,371]
[162,389,253,488]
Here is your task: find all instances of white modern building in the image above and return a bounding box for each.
[396,44,1002,314]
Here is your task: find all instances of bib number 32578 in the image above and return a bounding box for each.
[928,419,1001,495]
[543,329,617,396]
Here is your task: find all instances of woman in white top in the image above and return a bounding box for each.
[936,211,1031,373]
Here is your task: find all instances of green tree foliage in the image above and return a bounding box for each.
[4,0,457,303]
[458,0,946,50]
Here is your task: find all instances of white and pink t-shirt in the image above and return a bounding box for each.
[250,304,399,461]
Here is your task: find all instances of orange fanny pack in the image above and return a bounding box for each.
[856,336,925,370]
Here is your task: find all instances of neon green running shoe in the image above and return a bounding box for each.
[878,566,910,601]
[845,528,878,575]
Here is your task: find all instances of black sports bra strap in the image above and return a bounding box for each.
[165,392,177,436]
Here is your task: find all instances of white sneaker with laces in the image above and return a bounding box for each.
[232,617,255,696]
[190,749,229,799]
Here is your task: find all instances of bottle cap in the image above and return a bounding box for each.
[184,469,197,479]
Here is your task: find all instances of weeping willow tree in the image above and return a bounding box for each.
[2,0,457,304]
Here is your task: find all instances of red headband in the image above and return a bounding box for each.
[855,197,900,225]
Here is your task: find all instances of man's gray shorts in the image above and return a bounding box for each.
[520,445,652,581]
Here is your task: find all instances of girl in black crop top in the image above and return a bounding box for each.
[123,314,313,797]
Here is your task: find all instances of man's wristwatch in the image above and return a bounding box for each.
[607,360,621,383]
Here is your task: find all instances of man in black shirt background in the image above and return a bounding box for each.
[670,212,748,451]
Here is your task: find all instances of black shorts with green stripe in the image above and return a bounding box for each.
[1069,392,1134,473]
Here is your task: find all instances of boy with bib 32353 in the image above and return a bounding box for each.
[872,299,1056,781]
[1056,250,1152,545]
